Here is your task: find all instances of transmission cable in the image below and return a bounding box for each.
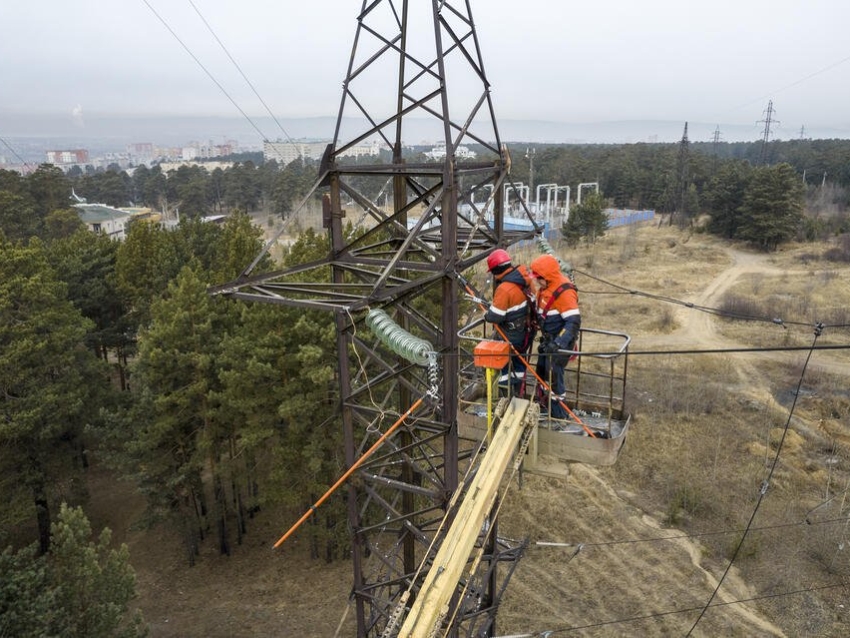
[0,135,33,171]
[504,581,845,636]
[685,322,825,636]
[141,0,269,142]
[573,267,817,329]
[587,343,850,357]
[731,53,850,113]
[187,0,297,145]
[533,514,850,552]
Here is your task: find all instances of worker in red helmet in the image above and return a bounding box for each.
[483,248,535,398]
[530,253,580,420]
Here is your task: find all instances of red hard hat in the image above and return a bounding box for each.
[487,249,511,272]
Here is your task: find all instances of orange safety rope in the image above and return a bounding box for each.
[459,273,596,438]
[273,396,426,549]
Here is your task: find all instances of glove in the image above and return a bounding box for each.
[538,339,559,354]
[554,336,574,352]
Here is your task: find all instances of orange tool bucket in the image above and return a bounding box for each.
[473,340,511,369]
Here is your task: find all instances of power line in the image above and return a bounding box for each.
[186,0,296,145]
[596,344,850,357]
[732,53,850,113]
[0,135,33,171]
[140,0,269,142]
[532,515,850,552]
[520,581,846,636]
[574,268,828,329]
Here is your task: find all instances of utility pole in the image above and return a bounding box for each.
[526,147,536,193]
[758,100,778,165]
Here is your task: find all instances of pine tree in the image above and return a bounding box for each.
[0,237,108,552]
[0,504,147,638]
[736,163,804,250]
[562,192,609,246]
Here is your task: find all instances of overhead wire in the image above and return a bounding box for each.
[141,0,342,276]
[0,135,33,171]
[532,515,850,552]
[730,53,850,114]
[574,267,818,329]
[507,581,846,636]
[585,343,850,357]
[186,0,297,145]
[345,306,390,426]
[140,0,269,142]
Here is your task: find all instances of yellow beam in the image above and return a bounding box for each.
[398,398,533,637]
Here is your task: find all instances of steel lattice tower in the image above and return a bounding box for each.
[758,100,778,165]
[213,2,540,635]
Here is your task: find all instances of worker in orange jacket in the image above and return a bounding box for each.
[483,249,535,398]
[530,254,581,419]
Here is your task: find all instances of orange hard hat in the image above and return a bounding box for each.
[486,249,511,272]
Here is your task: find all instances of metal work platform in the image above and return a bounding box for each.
[459,327,631,478]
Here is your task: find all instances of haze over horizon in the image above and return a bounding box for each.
[2,0,849,149]
[3,113,850,153]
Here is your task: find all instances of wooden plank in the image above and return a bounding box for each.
[398,398,532,638]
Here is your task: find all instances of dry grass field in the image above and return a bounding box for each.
[87,221,850,636]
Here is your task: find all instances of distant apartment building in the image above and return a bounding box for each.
[127,142,154,156]
[263,139,379,166]
[264,140,327,165]
[46,149,89,166]
[181,140,239,161]
[127,142,155,164]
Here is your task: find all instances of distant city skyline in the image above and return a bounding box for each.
[2,0,849,148]
[3,113,847,150]
[2,114,848,169]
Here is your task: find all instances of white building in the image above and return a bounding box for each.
[74,204,132,240]
[424,144,476,160]
[263,139,380,166]
[264,140,329,166]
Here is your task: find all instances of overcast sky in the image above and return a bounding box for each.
[2,0,849,142]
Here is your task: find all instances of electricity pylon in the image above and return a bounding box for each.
[212,2,540,635]
[758,100,778,165]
